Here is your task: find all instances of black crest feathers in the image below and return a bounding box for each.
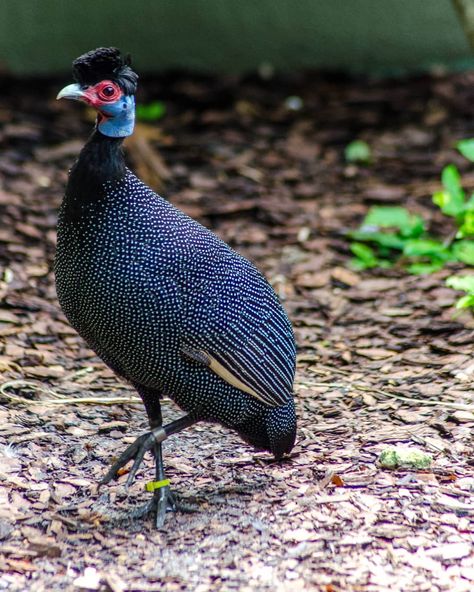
[72,47,138,95]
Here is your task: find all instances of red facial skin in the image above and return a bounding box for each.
[80,80,123,108]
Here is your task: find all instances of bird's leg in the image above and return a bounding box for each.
[101,414,197,489]
[124,438,177,526]
[149,440,176,527]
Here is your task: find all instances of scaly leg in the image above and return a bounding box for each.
[101,414,197,525]
[124,439,177,526]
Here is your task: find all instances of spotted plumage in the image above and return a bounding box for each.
[55,47,296,522]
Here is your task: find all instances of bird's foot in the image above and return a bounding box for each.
[100,428,166,488]
[131,485,176,527]
[130,486,198,527]
[99,415,198,528]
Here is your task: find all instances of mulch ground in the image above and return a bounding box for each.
[0,68,473,592]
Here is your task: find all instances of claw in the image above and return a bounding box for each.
[154,486,176,527]
[101,416,196,488]
[125,438,149,488]
[100,432,151,486]
[130,487,197,527]
[100,429,166,486]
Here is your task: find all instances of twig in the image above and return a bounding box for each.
[442,228,459,249]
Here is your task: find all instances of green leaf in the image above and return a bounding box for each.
[402,239,450,259]
[465,194,474,210]
[349,230,406,250]
[345,140,372,165]
[407,261,444,275]
[403,217,425,238]
[452,240,474,265]
[442,164,463,198]
[457,138,474,162]
[434,164,465,217]
[362,206,424,238]
[377,259,394,269]
[136,100,166,122]
[350,242,378,268]
[446,275,474,294]
[455,294,474,308]
[457,210,474,238]
[350,258,371,270]
[432,190,450,212]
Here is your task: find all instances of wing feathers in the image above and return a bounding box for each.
[182,346,285,407]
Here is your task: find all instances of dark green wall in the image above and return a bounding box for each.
[0,0,472,75]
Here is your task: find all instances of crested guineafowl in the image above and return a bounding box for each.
[55,47,297,526]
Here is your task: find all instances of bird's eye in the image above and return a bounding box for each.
[96,83,120,102]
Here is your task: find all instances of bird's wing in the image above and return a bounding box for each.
[180,253,296,408]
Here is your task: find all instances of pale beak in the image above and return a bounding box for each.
[56,83,86,101]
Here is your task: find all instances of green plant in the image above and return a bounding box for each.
[345,140,372,165]
[136,100,166,122]
[348,139,474,279]
[446,275,474,309]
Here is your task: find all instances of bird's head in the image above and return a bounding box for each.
[235,398,296,460]
[57,47,138,139]
[265,399,297,459]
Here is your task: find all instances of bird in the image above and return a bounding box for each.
[55,47,297,527]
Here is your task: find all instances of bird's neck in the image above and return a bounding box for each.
[73,128,126,186]
[64,129,126,222]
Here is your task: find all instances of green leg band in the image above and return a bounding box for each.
[145,479,170,492]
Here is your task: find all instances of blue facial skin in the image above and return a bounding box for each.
[98,95,135,138]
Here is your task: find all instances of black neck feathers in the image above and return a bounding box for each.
[64,130,125,223]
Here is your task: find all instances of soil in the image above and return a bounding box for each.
[0,68,473,592]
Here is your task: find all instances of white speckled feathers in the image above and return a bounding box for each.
[56,169,296,434]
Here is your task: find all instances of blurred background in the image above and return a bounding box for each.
[0,0,474,76]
